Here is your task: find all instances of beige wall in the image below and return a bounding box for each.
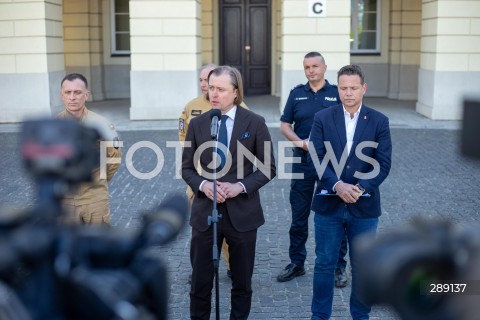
[352,0,392,97]
[0,0,64,122]
[280,0,351,109]
[388,0,421,100]
[63,0,105,101]
[417,0,480,119]
[420,0,480,72]
[2,0,480,123]
[101,0,130,99]
[129,0,201,120]
[201,0,215,64]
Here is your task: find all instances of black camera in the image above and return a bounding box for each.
[461,98,480,160]
[0,119,188,320]
[354,99,480,320]
[356,218,480,320]
[21,118,100,185]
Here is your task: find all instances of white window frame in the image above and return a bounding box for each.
[110,0,130,55]
[350,0,381,54]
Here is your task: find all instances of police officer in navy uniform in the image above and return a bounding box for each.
[277,52,349,287]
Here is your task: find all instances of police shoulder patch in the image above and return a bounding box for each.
[179,118,185,132]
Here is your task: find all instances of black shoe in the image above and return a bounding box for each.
[335,268,348,288]
[277,263,305,282]
[227,270,232,278]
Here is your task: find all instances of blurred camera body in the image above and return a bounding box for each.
[22,118,100,185]
[461,99,480,160]
[356,219,480,320]
[0,119,187,320]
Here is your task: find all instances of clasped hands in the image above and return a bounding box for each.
[335,181,364,204]
[202,181,243,203]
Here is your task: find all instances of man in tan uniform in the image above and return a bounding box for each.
[58,73,121,225]
[179,64,248,277]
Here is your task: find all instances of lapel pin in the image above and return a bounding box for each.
[241,131,250,140]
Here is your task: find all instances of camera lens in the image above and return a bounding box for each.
[393,260,453,319]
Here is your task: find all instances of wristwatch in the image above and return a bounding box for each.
[356,183,366,195]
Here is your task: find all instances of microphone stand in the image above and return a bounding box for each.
[208,121,221,320]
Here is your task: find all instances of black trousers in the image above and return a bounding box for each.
[190,203,257,320]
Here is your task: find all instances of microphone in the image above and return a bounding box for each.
[142,192,189,246]
[210,109,222,140]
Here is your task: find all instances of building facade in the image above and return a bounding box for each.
[0,0,479,123]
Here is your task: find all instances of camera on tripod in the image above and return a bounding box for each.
[0,118,188,320]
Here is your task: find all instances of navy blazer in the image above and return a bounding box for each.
[309,104,392,218]
[182,107,276,232]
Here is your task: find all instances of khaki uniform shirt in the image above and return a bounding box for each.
[57,107,122,206]
[179,95,249,142]
[178,96,212,143]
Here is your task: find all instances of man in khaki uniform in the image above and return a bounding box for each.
[58,73,121,225]
[179,64,248,277]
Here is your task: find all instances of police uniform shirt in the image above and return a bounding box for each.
[280,80,340,140]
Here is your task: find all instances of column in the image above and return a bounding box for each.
[388,0,421,100]
[63,0,104,101]
[416,0,480,119]
[129,0,201,120]
[0,0,64,123]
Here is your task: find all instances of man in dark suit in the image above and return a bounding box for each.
[308,65,392,320]
[182,66,276,319]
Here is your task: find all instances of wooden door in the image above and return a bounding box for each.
[219,0,271,95]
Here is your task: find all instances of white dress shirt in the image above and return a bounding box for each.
[332,104,362,192]
[200,106,246,193]
[343,104,362,155]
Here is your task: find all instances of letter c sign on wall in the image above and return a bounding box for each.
[308,0,327,17]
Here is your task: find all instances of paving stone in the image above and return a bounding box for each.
[1,127,479,319]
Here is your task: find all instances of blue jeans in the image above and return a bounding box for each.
[311,206,378,320]
[289,148,347,269]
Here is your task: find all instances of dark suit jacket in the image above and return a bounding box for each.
[309,104,392,218]
[182,106,276,232]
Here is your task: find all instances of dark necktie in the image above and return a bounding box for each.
[218,115,228,169]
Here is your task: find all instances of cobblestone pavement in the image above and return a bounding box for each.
[1,126,480,319]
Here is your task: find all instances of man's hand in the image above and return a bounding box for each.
[217,182,243,199]
[201,181,227,203]
[335,181,363,204]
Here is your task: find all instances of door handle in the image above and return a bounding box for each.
[245,45,251,64]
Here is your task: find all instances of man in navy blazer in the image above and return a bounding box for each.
[182,66,276,319]
[308,65,392,320]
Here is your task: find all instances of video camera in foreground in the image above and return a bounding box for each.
[355,218,480,320]
[355,99,480,320]
[0,118,188,320]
